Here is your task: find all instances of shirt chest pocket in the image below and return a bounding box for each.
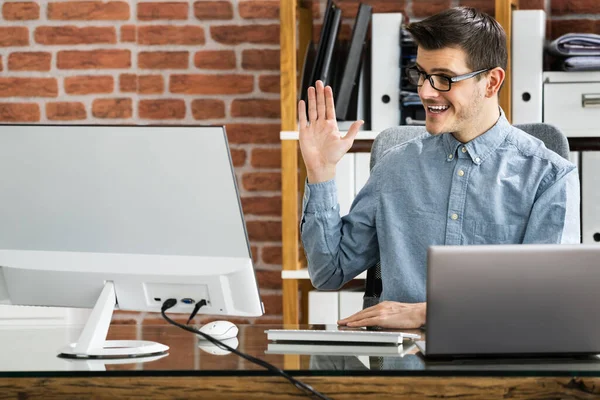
[467,221,526,244]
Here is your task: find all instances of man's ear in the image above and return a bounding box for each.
[485,67,505,98]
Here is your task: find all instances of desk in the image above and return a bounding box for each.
[1,324,600,399]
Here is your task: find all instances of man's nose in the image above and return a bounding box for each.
[418,78,439,99]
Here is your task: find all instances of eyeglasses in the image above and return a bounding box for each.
[405,66,493,92]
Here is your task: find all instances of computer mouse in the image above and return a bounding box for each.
[197,337,239,355]
[197,320,239,340]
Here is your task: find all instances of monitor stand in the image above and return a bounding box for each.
[58,281,169,359]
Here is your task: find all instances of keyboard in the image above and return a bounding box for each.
[265,328,420,345]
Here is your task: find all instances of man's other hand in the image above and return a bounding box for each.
[337,301,426,329]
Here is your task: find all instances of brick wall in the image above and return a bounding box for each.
[0,0,283,326]
[1,0,598,329]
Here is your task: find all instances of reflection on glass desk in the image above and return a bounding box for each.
[2,324,600,399]
[2,323,600,374]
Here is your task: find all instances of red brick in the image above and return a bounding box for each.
[3,2,39,20]
[261,246,282,265]
[170,74,253,94]
[137,2,188,20]
[138,75,164,94]
[225,123,280,144]
[231,99,280,118]
[194,1,233,19]
[191,99,225,119]
[57,50,131,69]
[520,0,545,9]
[256,268,281,289]
[0,78,57,97]
[242,172,280,191]
[92,98,133,119]
[250,148,281,168]
[259,75,280,93]
[8,52,51,71]
[413,0,452,18]
[46,102,86,121]
[194,50,236,70]
[259,293,283,315]
[120,25,136,42]
[336,0,406,16]
[139,99,186,119]
[239,0,279,19]
[138,25,205,45]
[47,1,130,20]
[551,0,600,15]
[458,0,494,16]
[242,49,279,70]
[249,245,259,262]
[65,75,114,95]
[241,196,281,216]
[138,51,188,69]
[211,24,279,45]
[0,56,3,71]
[549,19,600,40]
[246,220,281,241]
[0,27,29,46]
[119,74,137,92]
[0,102,40,122]
[35,26,116,45]
[230,148,247,167]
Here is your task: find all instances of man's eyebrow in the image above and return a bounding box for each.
[415,63,458,75]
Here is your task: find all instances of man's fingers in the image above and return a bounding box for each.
[338,306,381,324]
[343,120,364,143]
[298,100,307,130]
[325,85,336,121]
[316,80,326,120]
[346,316,382,327]
[307,86,317,122]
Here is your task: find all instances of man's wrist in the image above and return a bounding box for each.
[307,167,335,184]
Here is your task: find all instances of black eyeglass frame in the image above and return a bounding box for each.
[406,66,494,92]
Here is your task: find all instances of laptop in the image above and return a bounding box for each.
[417,244,600,359]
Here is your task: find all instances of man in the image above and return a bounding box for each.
[298,7,580,329]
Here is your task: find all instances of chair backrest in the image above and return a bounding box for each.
[362,123,571,309]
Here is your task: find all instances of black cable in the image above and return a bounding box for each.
[161,298,332,400]
[186,299,207,325]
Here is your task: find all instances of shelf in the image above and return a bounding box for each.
[282,268,367,280]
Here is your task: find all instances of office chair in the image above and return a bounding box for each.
[362,123,571,309]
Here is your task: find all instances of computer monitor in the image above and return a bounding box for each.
[0,124,263,358]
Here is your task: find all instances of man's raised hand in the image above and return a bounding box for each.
[298,80,363,183]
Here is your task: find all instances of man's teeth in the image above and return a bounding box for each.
[428,105,450,111]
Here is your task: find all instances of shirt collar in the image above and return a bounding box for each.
[441,107,510,165]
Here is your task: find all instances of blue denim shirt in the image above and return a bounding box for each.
[301,115,581,303]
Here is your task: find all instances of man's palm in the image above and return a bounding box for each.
[298,81,363,183]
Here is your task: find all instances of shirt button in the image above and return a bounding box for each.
[461,147,467,153]
[450,213,458,220]
[475,157,481,164]
[448,154,453,160]
[457,170,464,177]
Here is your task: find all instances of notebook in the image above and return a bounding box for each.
[265,327,420,345]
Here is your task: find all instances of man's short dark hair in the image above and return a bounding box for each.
[405,7,507,73]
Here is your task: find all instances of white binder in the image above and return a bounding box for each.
[511,10,545,124]
[582,152,600,245]
[371,13,403,131]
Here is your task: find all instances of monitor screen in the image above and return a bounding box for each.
[0,124,263,357]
